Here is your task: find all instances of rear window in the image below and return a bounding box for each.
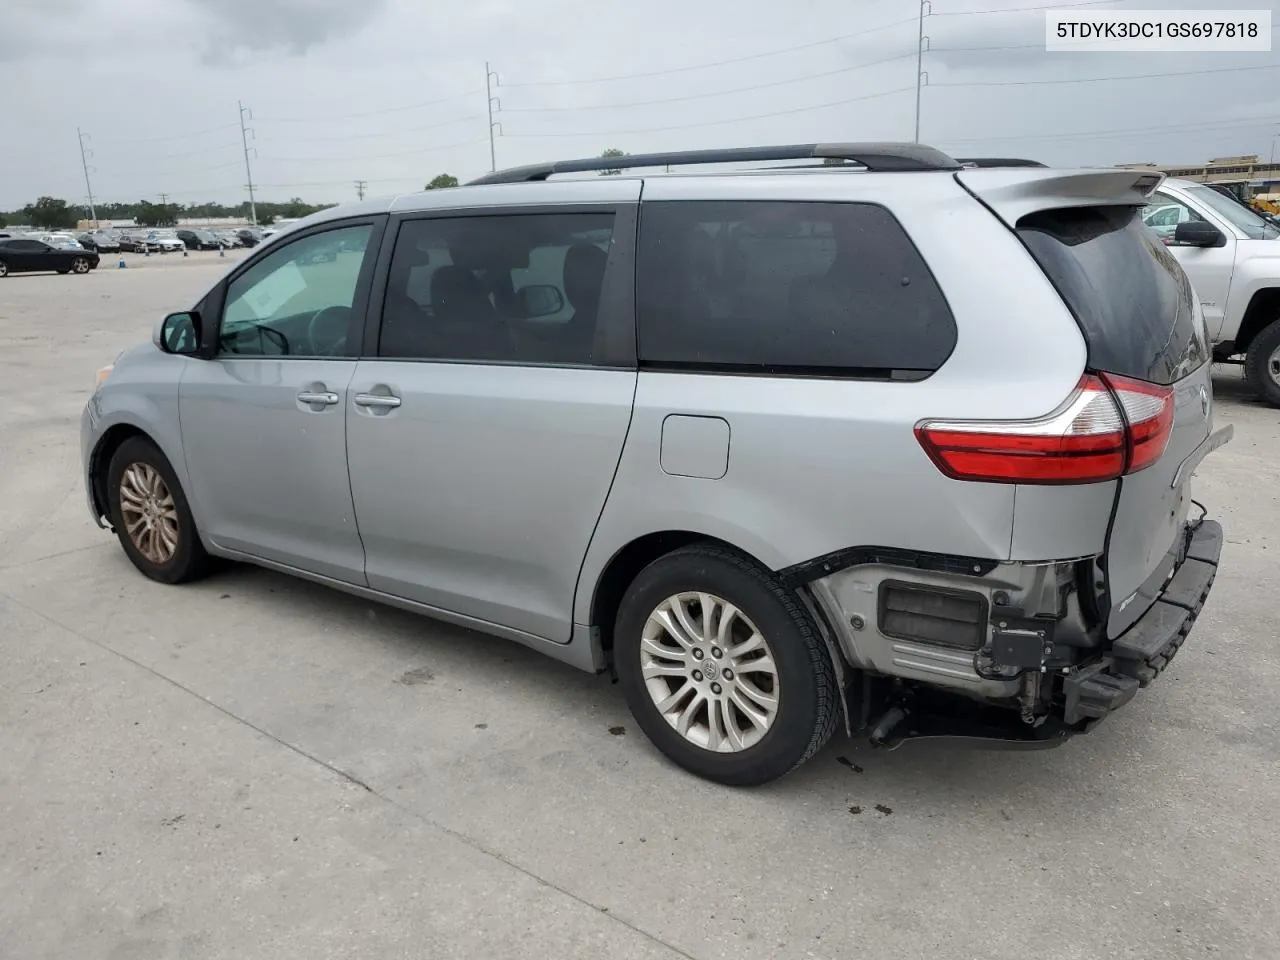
[1017,205,1206,385]
[636,200,957,377]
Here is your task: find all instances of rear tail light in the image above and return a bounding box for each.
[915,374,1173,484]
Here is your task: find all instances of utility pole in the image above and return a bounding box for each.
[486,62,501,172]
[77,127,98,227]
[158,192,169,205]
[355,180,367,201]
[238,100,259,226]
[914,0,932,143]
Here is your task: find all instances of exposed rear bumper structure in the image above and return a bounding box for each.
[805,519,1223,750]
[1063,519,1221,724]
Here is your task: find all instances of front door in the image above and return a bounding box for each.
[346,204,639,641]
[179,220,383,583]
[1147,190,1237,340]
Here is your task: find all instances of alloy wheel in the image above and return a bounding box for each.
[118,462,180,564]
[1269,345,1280,386]
[71,257,90,274]
[639,592,780,752]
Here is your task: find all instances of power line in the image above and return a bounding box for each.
[263,137,488,163]
[257,114,483,144]
[503,86,916,138]
[500,51,917,114]
[498,16,921,88]
[92,122,242,146]
[935,61,1280,88]
[939,116,1280,146]
[931,0,1126,16]
[259,90,486,124]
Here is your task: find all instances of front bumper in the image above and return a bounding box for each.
[1063,519,1222,725]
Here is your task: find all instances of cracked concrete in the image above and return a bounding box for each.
[2,258,1278,959]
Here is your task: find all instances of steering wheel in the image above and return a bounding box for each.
[307,306,351,356]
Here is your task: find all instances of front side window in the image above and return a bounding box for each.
[378,213,614,364]
[635,200,957,376]
[219,224,373,357]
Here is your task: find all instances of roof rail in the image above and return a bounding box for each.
[468,142,962,185]
[955,157,1048,169]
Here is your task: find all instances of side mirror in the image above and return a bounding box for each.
[1173,221,1225,248]
[518,284,565,318]
[155,311,203,355]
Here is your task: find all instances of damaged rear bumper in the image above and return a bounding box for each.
[1063,519,1221,725]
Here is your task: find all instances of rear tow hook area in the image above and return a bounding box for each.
[866,690,1073,751]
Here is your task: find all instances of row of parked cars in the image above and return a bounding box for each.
[0,225,269,277]
[76,227,267,254]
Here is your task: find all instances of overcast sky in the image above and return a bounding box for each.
[2,0,1277,209]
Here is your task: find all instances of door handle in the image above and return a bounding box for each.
[354,393,402,408]
[297,390,340,406]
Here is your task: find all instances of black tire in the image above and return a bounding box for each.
[0,260,8,278]
[70,256,91,274]
[1244,319,1280,408]
[614,544,839,786]
[106,436,211,584]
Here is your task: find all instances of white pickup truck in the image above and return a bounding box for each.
[1142,178,1280,407]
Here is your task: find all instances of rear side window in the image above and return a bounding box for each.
[1018,205,1206,385]
[636,201,956,376]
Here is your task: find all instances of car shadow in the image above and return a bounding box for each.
[183,558,1148,809]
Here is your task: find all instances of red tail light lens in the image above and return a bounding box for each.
[1101,372,1174,472]
[916,374,1174,484]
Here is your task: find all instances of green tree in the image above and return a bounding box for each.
[22,196,77,229]
[0,211,7,228]
[135,201,178,227]
[426,173,459,189]
[599,148,627,176]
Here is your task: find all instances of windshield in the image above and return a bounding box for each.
[1186,185,1280,240]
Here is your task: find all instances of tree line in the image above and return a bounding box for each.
[3,196,337,231]
[2,153,629,231]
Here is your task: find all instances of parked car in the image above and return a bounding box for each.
[176,229,222,251]
[235,228,263,247]
[0,237,99,276]
[33,232,84,249]
[79,231,121,253]
[82,143,1229,786]
[145,230,185,253]
[1143,177,1280,406]
[210,230,242,248]
[117,233,153,253]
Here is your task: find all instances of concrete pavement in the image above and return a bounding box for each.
[1,259,1277,959]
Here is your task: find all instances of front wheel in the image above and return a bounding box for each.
[614,544,839,786]
[1244,319,1280,408]
[70,257,91,274]
[0,260,11,278]
[106,436,211,584]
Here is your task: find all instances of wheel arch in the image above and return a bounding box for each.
[88,423,153,524]
[1235,287,1280,354]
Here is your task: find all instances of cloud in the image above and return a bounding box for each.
[184,0,391,63]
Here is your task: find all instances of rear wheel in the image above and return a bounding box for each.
[614,544,839,786]
[70,256,91,274]
[106,436,211,584]
[1244,319,1280,408]
[0,260,10,278]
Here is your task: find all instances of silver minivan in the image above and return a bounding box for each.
[83,143,1231,785]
